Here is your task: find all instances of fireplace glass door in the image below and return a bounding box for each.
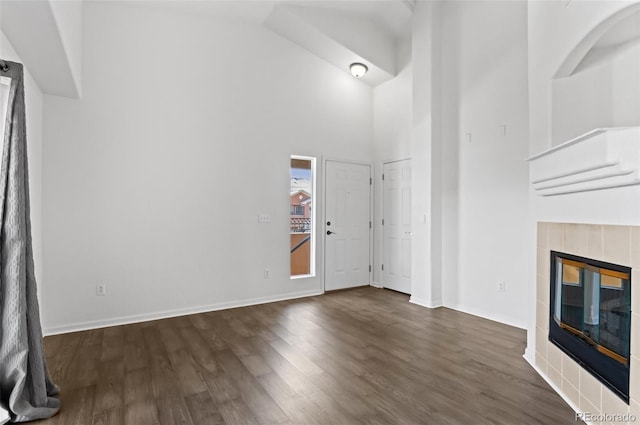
[554,256,631,364]
[550,251,631,402]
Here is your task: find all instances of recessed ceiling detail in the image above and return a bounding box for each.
[264,1,412,86]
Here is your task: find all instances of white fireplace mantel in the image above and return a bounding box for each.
[528,127,640,196]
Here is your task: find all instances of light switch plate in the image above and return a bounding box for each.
[258,213,271,223]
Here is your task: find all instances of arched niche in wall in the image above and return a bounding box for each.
[551,3,640,146]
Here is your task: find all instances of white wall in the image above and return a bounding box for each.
[41,2,373,333]
[0,31,45,305]
[372,1,529,329]
[438,1,530,328]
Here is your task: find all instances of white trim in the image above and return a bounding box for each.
[528,127,640,196]
[527,128,608,161]
[370,282,383,289]
[535,168,632,190]
[409,296,442,309]
[530,162,618,185]
[43,289,323,336]
[540,179,640,197]
[322,156,374,167]
[523,355,587,425]
[381,157,412,165]
[409,299,528,329]
[447,303,527,329]
[291,155,317,278]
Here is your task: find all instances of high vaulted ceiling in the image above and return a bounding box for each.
[1,0,414,96]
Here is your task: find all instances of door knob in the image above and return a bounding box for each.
[327,230,336,235]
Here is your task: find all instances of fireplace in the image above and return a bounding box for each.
[549,250,631,403]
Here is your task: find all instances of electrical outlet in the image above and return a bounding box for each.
[264,268,271,279]
[96,284,106,296]
[498,281,507,293]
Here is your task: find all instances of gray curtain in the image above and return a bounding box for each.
[0,61,60,423]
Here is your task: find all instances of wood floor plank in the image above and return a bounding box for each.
[211,349,289,424]
[184,391,225,425]
[255,372,298,405]
[177,326,220,376]
[196,328,229,352]
[155,394,194,425]
[276,395,328,425]
[65,331,103,390]
[205,370,241,405]
[305,388,362,424]
[124,367,154,404]
[47,332,83,386]
[92,358,124,414]
[92,407,123,425]
[101,326,124,362]
[123,324,150,372]
[34,287,581,425]
[240,353,273,377]
[267,338,324,377]
[51,385,96,425]
[144,327,184,400]
[217,399,259,425]
[123,399,159,425]
[250,342,321,397]
[167,348,207,396]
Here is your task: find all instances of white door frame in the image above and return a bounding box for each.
[322,158,373,292]
[381,158,411,292]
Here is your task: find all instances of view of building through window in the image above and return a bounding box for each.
[290,156,315,277]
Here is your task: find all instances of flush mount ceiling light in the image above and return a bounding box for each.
[350,62,368,78]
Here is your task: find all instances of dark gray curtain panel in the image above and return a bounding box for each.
[0,61,59,423]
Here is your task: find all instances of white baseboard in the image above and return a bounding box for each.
[446,303,527,330]
[523,355,585,424]
[43,289,323,336]
[523,347,535,365]
[370,282,383,289]
[409,296,442,309]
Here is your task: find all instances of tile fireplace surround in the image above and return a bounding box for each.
[536,223,640,423]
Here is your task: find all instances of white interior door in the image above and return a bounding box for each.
[383,159,412,294]
[325,160,371,291]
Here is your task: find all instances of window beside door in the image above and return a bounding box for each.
[290,156,315,278]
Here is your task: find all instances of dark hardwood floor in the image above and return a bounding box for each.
[35,287,578,425]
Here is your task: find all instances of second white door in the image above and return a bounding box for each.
[382,159,412,294]
[325,160,372,291]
